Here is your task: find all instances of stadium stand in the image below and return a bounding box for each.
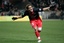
[0,0,64,19]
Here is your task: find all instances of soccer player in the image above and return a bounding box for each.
[12,4,50,43]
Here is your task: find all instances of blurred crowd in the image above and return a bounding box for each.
[29,0,64,11]
[0,0,64,19]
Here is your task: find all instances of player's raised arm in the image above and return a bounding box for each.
[43,7,50,11]
[43,2,57,11]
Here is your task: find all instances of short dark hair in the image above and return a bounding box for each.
[26,4,32,10]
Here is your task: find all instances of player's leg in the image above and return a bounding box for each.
[37,19,42,32]
[30,20,40,42]
[37,19,42,43]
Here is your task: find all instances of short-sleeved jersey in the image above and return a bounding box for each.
[22,8,43,20]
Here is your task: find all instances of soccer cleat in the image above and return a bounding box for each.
[38,40,41,43]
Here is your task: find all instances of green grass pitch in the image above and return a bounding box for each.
[0,20,64,43]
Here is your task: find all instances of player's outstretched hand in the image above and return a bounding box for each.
[12,17,18,20]
[50,2,56,7]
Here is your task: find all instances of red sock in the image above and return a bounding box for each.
[35,31,40,39]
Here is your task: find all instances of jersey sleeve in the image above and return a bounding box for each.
[22,11,28,18]
[34,8,43,12]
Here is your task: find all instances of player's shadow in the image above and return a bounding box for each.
[0,38,37,43]
[14,40,37,43]
[11,40,37,43]
[3,39,37,43]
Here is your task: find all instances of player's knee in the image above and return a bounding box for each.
[38,27,42,32]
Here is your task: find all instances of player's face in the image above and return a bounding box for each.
[28,6,33,12]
